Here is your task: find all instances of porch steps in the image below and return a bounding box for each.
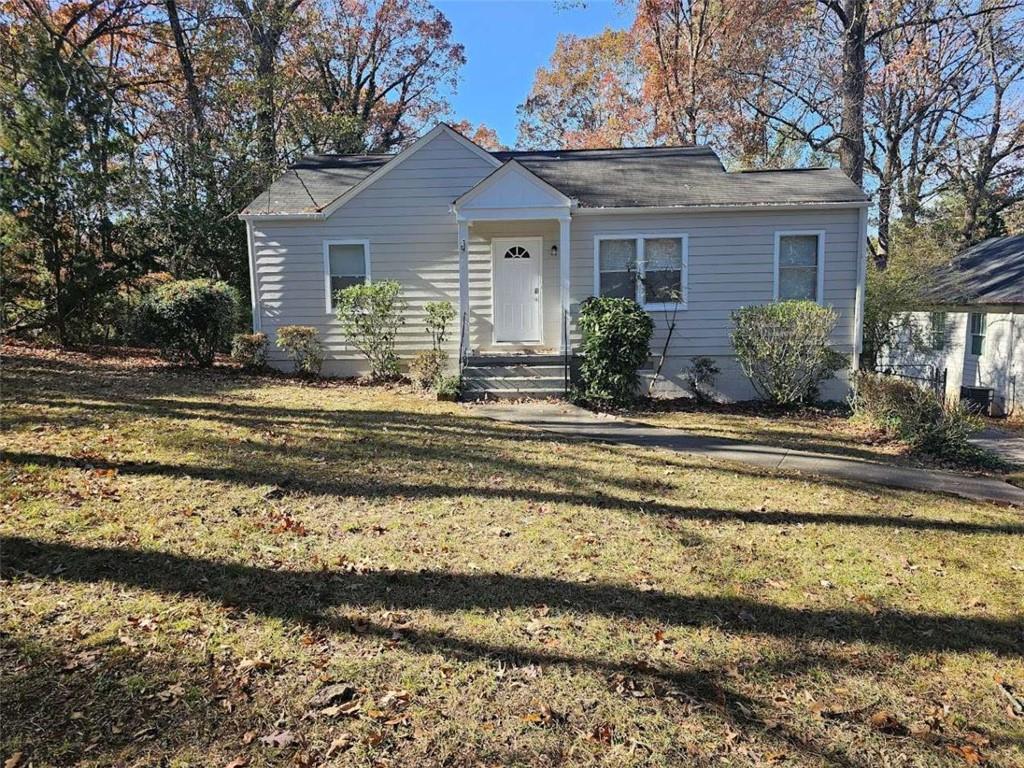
[462,355,570,400]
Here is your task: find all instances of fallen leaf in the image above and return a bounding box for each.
[308,683,356,709]
[869,710,906,735]
[259,730,294,749]
[591,723,613,745]
[4,753,24,768]
[947,744,986,765]
[325,733,354,758]
[224,757,249,768]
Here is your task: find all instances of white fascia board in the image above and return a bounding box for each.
[238,212,325,222]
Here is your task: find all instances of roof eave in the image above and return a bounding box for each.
[573,200,870,214]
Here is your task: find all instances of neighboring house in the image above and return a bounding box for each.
[241,123,869,400]
[882,234,1024,416]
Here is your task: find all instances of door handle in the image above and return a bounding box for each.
[534,287,540,295]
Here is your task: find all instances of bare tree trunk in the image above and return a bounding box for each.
[838,0,867,188]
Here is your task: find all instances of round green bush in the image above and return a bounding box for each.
[575,297,654,408]
[730,300,847,405]
[136,279,240,366]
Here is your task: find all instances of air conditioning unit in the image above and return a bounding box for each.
[960,386,993,415]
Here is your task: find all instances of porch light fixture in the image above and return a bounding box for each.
[551,244,558,259]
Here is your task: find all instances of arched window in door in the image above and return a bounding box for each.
[503,246,531,259]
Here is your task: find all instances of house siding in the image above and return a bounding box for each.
[882,307,1023,416]
[571,209,861,400]
[250,132,864,400]
[250,131,496,375]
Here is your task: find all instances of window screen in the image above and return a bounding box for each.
[777,234,819,301]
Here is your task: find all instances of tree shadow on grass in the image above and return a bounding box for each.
[4,448,1023,537]
[13,536,1008,767]
[4,536,1020,659]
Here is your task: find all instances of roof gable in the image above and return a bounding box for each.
[241,123,500,219]
[454,160,572,217]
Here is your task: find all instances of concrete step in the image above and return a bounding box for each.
[463,364,567,379]
[462,387,566,401]
[463,375,567,393]
[466,354,568,367]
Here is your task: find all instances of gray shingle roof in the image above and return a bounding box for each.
[243,155,390,215]
[242,140,867,216]
[927,234,1024,306]
[495,147,866,208]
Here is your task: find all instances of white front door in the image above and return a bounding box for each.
[492,237,543,343]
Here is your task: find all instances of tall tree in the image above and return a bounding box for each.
[282,0,465,155]
[231,0,305,178]
[516,29,652,149]
[0,10,145,342]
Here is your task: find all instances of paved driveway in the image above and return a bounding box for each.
[970,427,1024,464]
[473,401,1024,507]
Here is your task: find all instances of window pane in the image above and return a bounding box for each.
[969,313,984,334]
[644,269,683,304]
[929,312,946,350]
[329,243,366,277]
[599,239,636,272]
[779,235,818,266]
[779,266,817,300]
[331,275,364,295]
[599,271,636,299]
[971,335,984,355]
[644,237,682,271]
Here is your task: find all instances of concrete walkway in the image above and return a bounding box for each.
[970,427,1024,464]
[473,401,1024,507]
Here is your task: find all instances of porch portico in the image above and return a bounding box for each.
[453,161,573,363]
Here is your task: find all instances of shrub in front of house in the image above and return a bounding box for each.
[685,356,721,403]
[135,279,240,366]
[409,300,456,390]
[730,300,847,405]
[575,297,654,408]
[850,371,981,459]
[275,325,324,376]
[334,280,406,382]
[231,332,268,368]
[410,349,446,389]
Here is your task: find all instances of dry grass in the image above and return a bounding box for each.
[2,346,1023,768]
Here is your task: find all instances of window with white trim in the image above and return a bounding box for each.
[595,234,687,309]
[775,232,823,302]
[929,311,947,351]
[969,312,985,356]
[323,240,369,312]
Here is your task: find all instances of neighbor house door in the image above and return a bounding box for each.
[492,237,543,343]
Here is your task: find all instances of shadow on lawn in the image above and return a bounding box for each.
[5,536,1022,658]
[8,537,1020,767]
[4,447,1023,537]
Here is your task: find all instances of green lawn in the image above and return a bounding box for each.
[2,346,1023,767]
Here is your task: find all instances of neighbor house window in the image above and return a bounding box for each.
[323,240,369,312]
[774,232,824,302]
[595,234,688,309]
[969,312,986,356]
[929,312,947,351]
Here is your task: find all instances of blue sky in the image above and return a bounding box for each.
[435,0,629,147]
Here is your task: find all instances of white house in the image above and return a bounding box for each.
[240,123,869,400]
[882,234,1024,416]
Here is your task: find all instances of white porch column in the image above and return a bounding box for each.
[558,216,571,354]
[457,219,470,365]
